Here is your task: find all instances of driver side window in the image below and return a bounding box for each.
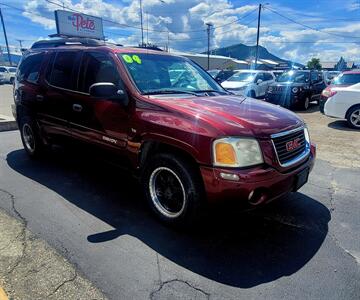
[79,52,121,93]
[311,72,318,83]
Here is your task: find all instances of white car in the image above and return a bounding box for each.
[0,66,17,84]
[324,83,360,129]
[221,70,275,98]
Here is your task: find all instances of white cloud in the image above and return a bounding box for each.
[18,0,360,64]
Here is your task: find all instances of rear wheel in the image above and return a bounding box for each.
[346,105,360,129]
[142,153,204,227]
[19,116,48,158]
[9,77,14,85]
[301,96,310,110]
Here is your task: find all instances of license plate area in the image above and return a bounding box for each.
[294,168,309,191]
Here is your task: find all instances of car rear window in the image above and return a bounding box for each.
[48,51,78,90]
[333,74,360,85]
[17,52,44,83]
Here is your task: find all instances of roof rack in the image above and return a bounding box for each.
[31,38,106,49]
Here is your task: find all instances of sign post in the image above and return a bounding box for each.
[54,10,104,40]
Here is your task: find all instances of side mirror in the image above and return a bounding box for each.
[215,77,222,84]
[89,82,128,105]
[257,79,263,84]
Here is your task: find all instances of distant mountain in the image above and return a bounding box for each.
[206,43,304,68]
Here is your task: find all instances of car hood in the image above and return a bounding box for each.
[149,95,304,138]
[221,81,250,89]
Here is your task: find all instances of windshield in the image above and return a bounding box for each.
[118,53,225,94]
[277,71,310,83]
[332,73,360,85]
[208,70,220,78]
[226,72,256,82]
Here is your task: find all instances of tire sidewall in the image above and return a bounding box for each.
[19,116,43,158]
[346,106,360,129]
[142,153,203,226]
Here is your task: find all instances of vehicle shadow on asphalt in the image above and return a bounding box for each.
[328,120,360,132]
[6,147,330,289]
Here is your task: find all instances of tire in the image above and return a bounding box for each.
[248,90,256,98]
[19,116,48,158]
[346,105,360,129]
[301,96,310,110]
[10,77,14,85]
[142,153,205,227]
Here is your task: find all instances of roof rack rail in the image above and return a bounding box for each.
[31,38,105,49]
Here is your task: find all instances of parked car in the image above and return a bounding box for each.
[320,71,360,113]
[0,66,17,84]
[322,83,360,129]
[323,71,341,86]
[265,70,326,110]
[14,38,316,226]
[221,70,276,98]
[272,70,286,78]
[208,69,236,83]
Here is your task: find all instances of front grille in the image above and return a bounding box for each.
[272,128,308,166]
[272,86,285,93]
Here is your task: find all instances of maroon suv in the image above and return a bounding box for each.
[13,38,316,226]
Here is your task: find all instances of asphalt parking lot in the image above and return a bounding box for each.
[0,85,359,299]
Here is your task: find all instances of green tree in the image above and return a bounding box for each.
[307,58,322,70]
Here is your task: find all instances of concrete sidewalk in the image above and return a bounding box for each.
[0,192,106,300]
[0,85,17,132]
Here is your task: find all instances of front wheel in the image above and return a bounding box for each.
[142,153,204,227]
[346,105,360,129]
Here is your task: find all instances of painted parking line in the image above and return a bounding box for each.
[0,287,8,300]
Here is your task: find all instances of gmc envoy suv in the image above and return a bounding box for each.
[13,38,316,226]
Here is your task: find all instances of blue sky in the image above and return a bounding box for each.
[1,0,360,63]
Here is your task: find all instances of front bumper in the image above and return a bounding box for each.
[265,92,304,108]
[200,143,316,205]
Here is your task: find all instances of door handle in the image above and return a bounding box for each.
[72,104,83,112]
[36,95,44,102]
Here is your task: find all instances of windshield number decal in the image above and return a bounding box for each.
[122,54,142,64]
[122,55,133,63]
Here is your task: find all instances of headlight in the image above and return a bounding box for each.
[304,127,310,143]
[213,137,264,168]
[292,87,299,93]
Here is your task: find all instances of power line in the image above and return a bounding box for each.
[263,6,360,39]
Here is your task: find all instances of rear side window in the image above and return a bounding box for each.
[263,73,273,81]
[79,52,120,93]
[49,51,78,90]
[17,52,44,83]
[0,67,7,72]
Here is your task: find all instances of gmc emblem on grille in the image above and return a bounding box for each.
[286,138,301,151]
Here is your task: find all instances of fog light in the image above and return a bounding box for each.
[220,172,239,181]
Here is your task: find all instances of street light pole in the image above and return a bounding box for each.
[139,0,144,46]
[254,3,262,70]
[0,8,12,66]
[206,23,213,70]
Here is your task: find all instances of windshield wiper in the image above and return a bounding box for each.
[192,89,228,94]
[143,89,199,96]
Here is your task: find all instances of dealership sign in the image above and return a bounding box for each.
[54,10,104,39]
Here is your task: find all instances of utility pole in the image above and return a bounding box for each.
[167,30,170,52]
[0,8,12,66]
[16,39,23,49]
[139,0,144,46]
[254,4,262,70]
[206,23,213,70]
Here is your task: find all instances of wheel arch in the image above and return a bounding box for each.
[345,103,360,119]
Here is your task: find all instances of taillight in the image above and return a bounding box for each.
[321,88,337,98]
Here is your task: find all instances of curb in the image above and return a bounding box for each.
[0,286,8,300]
[0,114,17,132]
